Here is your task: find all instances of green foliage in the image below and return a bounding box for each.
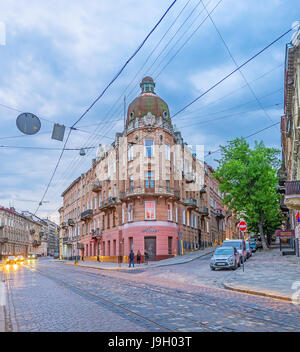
[213,138,281,246]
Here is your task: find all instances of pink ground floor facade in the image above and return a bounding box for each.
[79,221,179,263]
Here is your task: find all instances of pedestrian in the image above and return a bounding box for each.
[129,249,134,268]
[137,250,141,265]
[144,250,149,265]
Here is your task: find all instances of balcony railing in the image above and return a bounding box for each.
[0,237,8,243]
[215,209,225,218]
[61,222,68,229]
[30,229,35,235]
[32,240,41,247]
[184,198,198,208]
[285,181,300,195]
[68,218,75,226]
[92,181,102,192]
[91,228,102,239]
[198,207,209,215]
[183,171,195,183]
[200,187,207,193]
[81,209,93,221]
[120,187,180,200]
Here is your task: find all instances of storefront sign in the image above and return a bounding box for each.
[142,227,158,233]
[275,229,295,238]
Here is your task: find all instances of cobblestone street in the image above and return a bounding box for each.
[1,255,300,332]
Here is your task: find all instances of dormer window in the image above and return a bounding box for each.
[129,111,134,121]
[163,110,168,119]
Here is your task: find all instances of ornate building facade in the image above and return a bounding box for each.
[59,77,235,262]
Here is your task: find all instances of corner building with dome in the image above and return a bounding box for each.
[59,77,217,263]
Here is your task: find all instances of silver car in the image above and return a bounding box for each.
[245,241,252,259]
[222,240,247,262]
[210,246,241,270]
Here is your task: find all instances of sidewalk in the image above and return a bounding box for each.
[223,247,300,302]
[57,246,216,271]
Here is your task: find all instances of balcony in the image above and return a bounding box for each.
[215,209,225,218]
[280,197,289,213]
[91,228,102,240]
[32,240,41,247]
[183,171,195,183]
[92,181,102,192]
[200,187,207,193]
[184,198,198,208]
[0,237,8,243]
[61,222,68,229]
[99,197,119,210]
[68,218,75,226]
[63,237,72,245]
[30,229,35,235]
[198,207,209,216]
[120,187,180,200]
[284,181,300,210]
[81,209,93,221]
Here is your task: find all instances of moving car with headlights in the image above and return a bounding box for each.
[5,256,18,264]
[221,239,247,262]
[16,255,25,262]
[210,246,240,270]
[27,253,37,260]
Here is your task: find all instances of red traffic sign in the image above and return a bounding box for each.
[239,221,247,232]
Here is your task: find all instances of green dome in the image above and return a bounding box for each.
[127,77,170,125]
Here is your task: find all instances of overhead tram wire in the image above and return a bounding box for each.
[200,0,277,130]
[47,9,289,201]
[0,145,95,151]
[119,24,296,169]
[154,0,223,79]
[48,0,214,192]
[171,25,298,120]
[204,121,281,158]
[34,0,178,215]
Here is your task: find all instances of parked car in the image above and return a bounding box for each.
[210,246,241,270]
[27,253,37,260]
[249,239,257,252]
[53,253,59,259]
[5,256,17,264]
[245,242,252,259]
[222,240,247,262]
[16,255,25,262]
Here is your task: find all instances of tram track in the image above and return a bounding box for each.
[24,262,300,331]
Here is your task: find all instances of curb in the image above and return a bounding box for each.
[0,306,5,332]
[223,282,292,302]
[60,249,215,272]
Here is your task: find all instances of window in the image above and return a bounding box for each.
[165,144,170,161]
[94,197,97,210]
[145,140,154,157]
[183,209,186,225]
[145,201,155,220]
[128,204,133,222]
[175,207,178,223]
[122,208,125,224]
[167,203,172,221]
[128,144,133,161]
[83,205,85,212]
[129,175,134,189]
[145,171,154,188]
[166,180,170,191]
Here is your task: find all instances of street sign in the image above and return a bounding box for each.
[16,112,41,135]
[239,221,247,232]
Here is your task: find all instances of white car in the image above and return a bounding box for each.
[222,240,247,262]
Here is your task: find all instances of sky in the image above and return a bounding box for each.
[0,0,298,223]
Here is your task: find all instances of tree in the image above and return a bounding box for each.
[213,138,281,249]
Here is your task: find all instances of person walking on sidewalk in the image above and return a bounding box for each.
[144,250,149,265]
[129,250,134,268]
[137,250,141,265]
